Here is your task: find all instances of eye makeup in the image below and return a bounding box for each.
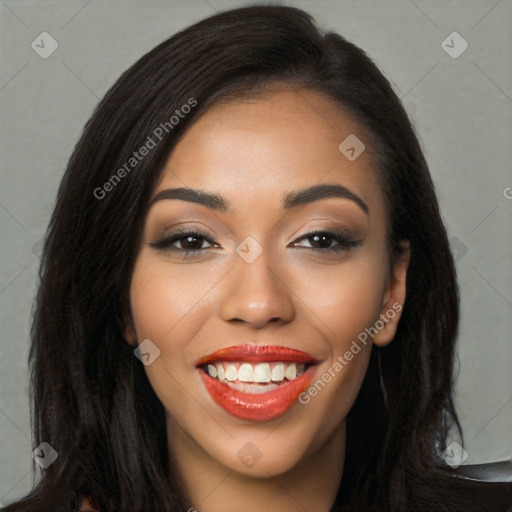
[149,227,362,256]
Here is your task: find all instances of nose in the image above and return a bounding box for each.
[218,250,295,329]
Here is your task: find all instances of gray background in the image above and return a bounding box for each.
[1,0,511,505]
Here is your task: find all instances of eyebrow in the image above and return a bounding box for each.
[149,183,369,215]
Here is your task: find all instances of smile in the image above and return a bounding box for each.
[197,345,319,421]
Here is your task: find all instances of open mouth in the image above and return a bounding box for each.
[201,361,310,392]
[197,345,319,422]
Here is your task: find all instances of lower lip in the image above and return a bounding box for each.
[199,366,316,422]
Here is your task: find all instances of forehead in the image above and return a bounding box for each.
[155,87,382,212]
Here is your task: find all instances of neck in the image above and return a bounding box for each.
[167,420,345,512]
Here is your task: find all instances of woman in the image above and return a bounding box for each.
[2,5,510,512]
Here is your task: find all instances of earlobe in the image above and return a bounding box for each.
[122,323,138,347]
[116,304,138,347]
[373,241,411,347]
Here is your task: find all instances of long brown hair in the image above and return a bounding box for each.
[3,5,510,511]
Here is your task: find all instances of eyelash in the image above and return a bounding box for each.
[149,228,362,255]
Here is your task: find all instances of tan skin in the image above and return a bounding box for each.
[122,86,410,512]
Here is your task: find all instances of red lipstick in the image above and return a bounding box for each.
[197,345,319,422]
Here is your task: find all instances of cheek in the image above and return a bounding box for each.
[289,255,387,351]
[128,256,220,344]
[290,261,384,451]
[127,255,224,415]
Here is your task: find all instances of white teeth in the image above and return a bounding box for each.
[229,382,279,394]
[285,363,296,380]
[238,363,254,382]
[254,363,271,383]
[271,363,285,382]
[206,361,308,386]
[216,363,225,381]
[226,364,238,381]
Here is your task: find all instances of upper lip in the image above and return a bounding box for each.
[196,344,321,366]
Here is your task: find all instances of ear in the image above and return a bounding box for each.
[116,302,138,347]
[373,241,411,347]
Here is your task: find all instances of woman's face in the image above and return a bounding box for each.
[123,86,408,478]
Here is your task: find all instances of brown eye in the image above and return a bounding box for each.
[179,234,208,250]
[308,233,336,249]
[292,230,362,253]
[150,229,219,253]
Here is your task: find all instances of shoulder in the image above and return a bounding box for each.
[418,470,512,512]
[74,491,100,512]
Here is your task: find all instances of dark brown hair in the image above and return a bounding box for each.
[3,4,510,511]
